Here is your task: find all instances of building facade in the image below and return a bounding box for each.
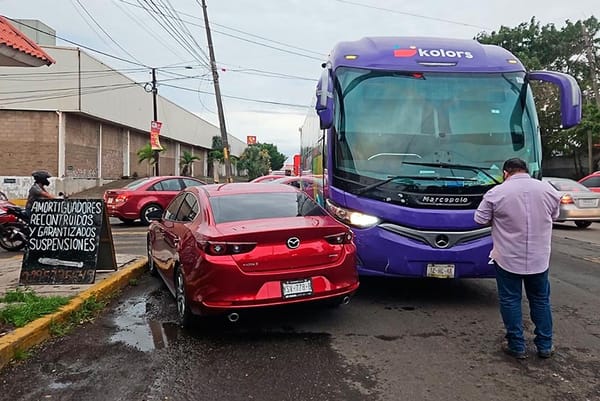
[0,44,246,199]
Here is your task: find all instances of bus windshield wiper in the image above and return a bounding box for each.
[355,175,476,195]
[400,161,501,185]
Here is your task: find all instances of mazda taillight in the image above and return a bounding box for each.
[204,241,256,256]
[325,232,353,245]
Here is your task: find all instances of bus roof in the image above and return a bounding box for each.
[329,37,525,73]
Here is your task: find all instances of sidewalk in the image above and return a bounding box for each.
[0,251,147,370]
[0,179,148,370]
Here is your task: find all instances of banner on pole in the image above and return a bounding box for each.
[150,121,163,150]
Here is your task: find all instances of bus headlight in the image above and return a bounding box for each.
[325,199,380,228]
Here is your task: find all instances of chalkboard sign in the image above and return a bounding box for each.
[19,198,116,285]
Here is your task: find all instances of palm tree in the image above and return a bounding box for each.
[179,150,200,176]
[137,143,156,176]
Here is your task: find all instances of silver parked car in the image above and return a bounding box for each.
[543,177,600,229]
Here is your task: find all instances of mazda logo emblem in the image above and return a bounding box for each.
[286,237,300,249]
[434,234,450,249]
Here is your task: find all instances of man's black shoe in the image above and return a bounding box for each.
[502,345,527,359]
[537,346,555,359]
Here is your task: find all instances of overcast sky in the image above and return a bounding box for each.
[1,0,598,162]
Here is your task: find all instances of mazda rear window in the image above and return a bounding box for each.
[209,192,326,223]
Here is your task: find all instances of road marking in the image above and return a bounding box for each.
[111,231,146,235]
[583,257,600,264]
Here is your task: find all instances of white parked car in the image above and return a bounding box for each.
[543,177,600,229]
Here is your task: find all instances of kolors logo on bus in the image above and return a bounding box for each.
[394,45,474,59]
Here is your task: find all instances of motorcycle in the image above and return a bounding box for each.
[0,191,67,251]
[0,204,29,251]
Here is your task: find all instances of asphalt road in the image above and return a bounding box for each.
[0,221,598,401]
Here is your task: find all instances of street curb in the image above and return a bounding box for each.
[0,257,148,371]
[7,199,26,207]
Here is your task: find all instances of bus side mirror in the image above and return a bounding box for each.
[316,67,333,129]
[527,71,582,129]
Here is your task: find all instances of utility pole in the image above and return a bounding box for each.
[201,0,232,183]
[582,25,599,174]
[151,68,160,176]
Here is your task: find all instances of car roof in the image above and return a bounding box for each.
[190,182,299,197]
[542,176,574,181]
[271,176,319,183]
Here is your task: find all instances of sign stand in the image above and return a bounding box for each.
[95,203,117,272]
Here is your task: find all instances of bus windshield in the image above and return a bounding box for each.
[332,68,540,195]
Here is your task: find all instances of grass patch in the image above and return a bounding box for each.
[13,349,31,361]
[0,289,70,328]
[49,296,107,336]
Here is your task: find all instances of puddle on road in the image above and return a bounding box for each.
[48,381,72,390]
[109,296,179,352]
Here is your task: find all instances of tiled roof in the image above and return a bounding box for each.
[0,16,55,65]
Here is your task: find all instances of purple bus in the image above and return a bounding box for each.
[300,37,581,278]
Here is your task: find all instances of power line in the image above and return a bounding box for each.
[112,0,189,61]
[118,0,324,61]
[138,0,210,68]
[70,0,114,48]
[0,74,209,96]
[3,17,149,68]
[161,83,310,109]
[0,65,203,79]
[335,0,492,30]
[73,0,143,64]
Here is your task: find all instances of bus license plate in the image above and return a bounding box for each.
[426,264,455,278]
[282,279,313,299]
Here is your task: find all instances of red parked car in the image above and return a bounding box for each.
[146,183,359,327]
[269,176,325,202]
[104,176,206,225]
[249,174,286,183]
[579,171,600,193]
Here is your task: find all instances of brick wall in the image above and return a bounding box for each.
[129,130,151,178]
[159,138,176,175]
[101,125,124,179]
[0,110,59,176]
[65,115,99,178]
[0,110,213,181]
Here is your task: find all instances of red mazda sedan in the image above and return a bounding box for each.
[146,183,358,327]
[104,176,206,225]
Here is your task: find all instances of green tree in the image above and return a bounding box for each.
[179,150,200,176]
[257,143,286,171]
[238,145,271,180]
[477,16,600,176]
[137,143,156,166]
[207,136,223,181]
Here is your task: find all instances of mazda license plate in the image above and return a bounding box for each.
[281,278,313,299]
[426,264,455,278]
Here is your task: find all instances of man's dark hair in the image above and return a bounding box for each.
[502,158,528,175]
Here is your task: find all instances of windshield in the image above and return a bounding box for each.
[332,68,540,195]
